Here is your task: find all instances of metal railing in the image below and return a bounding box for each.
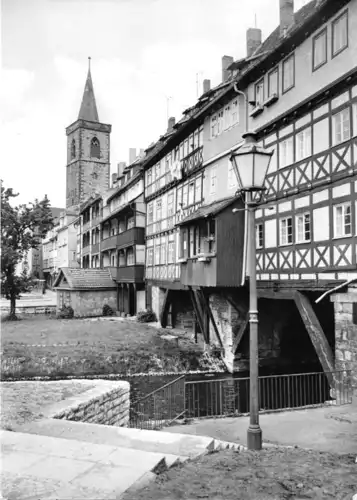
[185,370,352,419]
[129,375,186,430]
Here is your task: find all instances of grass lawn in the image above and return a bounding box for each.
[0,380,95,430]
[123,448,357,500]
[1,316,210,379]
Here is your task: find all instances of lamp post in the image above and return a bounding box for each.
[230,131,273,451]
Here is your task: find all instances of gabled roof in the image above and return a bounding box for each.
[176,196,238,226]
[53,267,116,289]
[78,61,99,122]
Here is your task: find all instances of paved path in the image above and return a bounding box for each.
[165,403,357,454]
[1,422,215,500]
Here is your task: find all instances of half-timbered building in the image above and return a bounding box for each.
[145,0,357,387]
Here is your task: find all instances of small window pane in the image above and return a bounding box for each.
[268,69,278,97]
[282,55,294,93]
[313,30,327,69]
[332,12,348,56]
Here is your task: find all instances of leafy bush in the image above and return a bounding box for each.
[102,304,114,317]
[57,305,74,319]
[136,308,157,323]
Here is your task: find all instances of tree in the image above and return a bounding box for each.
[1,183,54,320]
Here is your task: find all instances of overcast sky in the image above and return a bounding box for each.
[1,0,309,208]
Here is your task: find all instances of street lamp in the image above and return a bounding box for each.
[230,131,273,451]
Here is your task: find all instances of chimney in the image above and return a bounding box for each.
[246,28,262,57]
[203,79,211,93]
[280,0,294,37]
[167,117,176,132]
[117,161,126,177]
[139,148,145,158]
[111,173,117,186]
[222,55,234,82]
[129,148,136,165]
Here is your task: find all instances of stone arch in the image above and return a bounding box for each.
[90,137,100,158]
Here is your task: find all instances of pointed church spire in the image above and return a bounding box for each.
[78,57,99,122]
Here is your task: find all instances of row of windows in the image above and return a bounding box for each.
[147,176,203,225]
[269,101,357,170]
[313,10,348,71]
[146,126,204,188]
[211,98,239,139]
[147,241,176,266]
[256,202,353,248]
[254,9,348,108]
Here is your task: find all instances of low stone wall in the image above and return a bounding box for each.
[44,380,130,427]
[1,305,56,315]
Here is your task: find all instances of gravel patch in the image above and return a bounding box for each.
[0,380,95,430]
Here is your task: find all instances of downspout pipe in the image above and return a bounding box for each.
[233,82,250,286]
[315,278,357,304]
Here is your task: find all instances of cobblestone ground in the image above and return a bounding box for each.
[123,448,357,500]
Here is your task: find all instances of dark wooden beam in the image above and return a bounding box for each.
[294,291,335,387]
[160,289,171,328]
[232,316,249,354]
[188,287,208,344]
[258,289,297,300]
[198,289,223,349]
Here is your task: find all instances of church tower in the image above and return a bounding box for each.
[65,58,111,211]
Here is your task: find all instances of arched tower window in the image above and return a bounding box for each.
[71,139,76,160]
[90,137,100,159]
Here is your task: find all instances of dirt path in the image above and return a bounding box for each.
[122,447,357,500]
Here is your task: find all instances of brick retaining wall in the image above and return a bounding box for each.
[44,380,130,427]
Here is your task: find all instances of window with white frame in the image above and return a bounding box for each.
[155,244,161,265]
[224,104,231,129]
[332,11,348,57]
[211,114,218,138]
[195,176,202,202]
[268,69,278,97]
[188,181,195,205]
[147,248,154,266]
[295,127,312,161]
[217,110,224,135]
[279,137,293,168]
[167,192,174,216]
[256,223,264,248]
[255,79,264,106]
[332,108,351,145]
[148,202,153,224]
[280,217,293,245]
[168,241,174,263]
[353,102,357,137]
[228,160,237,188]
[160,242,166,264]
[210,166,217,194]
[282,54,294,93]
[156,199,162,221]
[296,213,311,243]
[313,29,327,70]
[182,183,188,207]
[334,202,352,237]
[231,99,239,124]
[126,248,135,265]
[147,169,152,186]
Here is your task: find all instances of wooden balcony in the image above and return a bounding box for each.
[82,245,91,256]
[116,265,145,283]
[117,227,145,249]
[181,146,203,175]
[91,242,100,254]
[101,235,118,251]
[181,257,217,287]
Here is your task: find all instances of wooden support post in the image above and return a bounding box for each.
[198,289,223,349]
[294,291,335,387]
[160,289,171,328]
[232,316,249,354]
[189,287,207,344]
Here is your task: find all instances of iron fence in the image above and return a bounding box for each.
[129,374,186,430]
[185,370,352,419]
